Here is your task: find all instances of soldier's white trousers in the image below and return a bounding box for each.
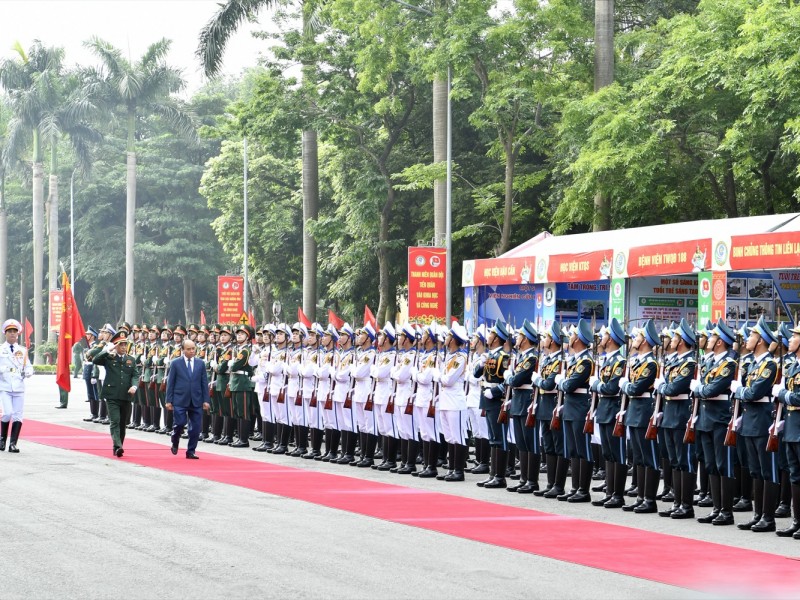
[0,391,24,423]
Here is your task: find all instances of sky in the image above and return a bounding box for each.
[0,0,279,95]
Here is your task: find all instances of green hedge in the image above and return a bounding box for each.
[33,365,58,374]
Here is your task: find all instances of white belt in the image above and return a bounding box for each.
[569,388,589,394]
[703,395,729,401]
[751,398,771,403]
[666,394,689,400]
[232,370,249,375]
[513,385,533,390]
[355,377,369,382]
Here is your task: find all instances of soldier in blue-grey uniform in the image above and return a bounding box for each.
[732,315,780,532]
[775,323,794,520]
[775,321,800,539]
[655,318,697,519]
[504,320,539,493]
[590,317,628,508]
[476,321,512,489]
[620,319,660,513]
[554,319,595,503]
[82,326,101,422]
[532,321,568,498]
[692,319,737,525]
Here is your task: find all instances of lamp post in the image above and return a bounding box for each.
[243,137,249,314]
[70,168,76,285]
[389,0,452,324]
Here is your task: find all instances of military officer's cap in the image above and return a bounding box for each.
[779,323,791,348]
[174,325,187,336]
[492,321,510,342]
[338,322,355,339]
[111,331,128,345]
[789,321,800,335]
[199,324,211,334]
[132,324,142,332]
[238,324,255,339]
[311,322,325,337]
[713,319,735,345]
[676,318,696,346]
[753,315,777,345]
[449,322,469,344]
[575,318,593,346]
[544,321,563,344]
[212,323,222,334]
[100,323,116,335]
[520,319,539,343]
[292,322,309,338]
[117,321,131,334]
[188,323,199,333]
[324,324,340,341]
[381,322,396,343]
[2,319,21,333]
[608,318,626,347]
[400,322,417,341]
[86,326,99,338]
[162,324,173,334]
[280,323,292,336]
[361,322,377,341]
[219,324,232,335]
[697,320,713,337]
[424,321,440,342]
[474,324,488,344]
[642,319,661,347]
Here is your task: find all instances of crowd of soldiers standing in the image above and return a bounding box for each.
[79,313,800,540]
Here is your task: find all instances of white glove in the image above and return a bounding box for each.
[24,369,33,379]
[0,366,6,374]
[655,412,664,426]
[730,380,741,395]
[772,384,783,398]
[556,405,564,416]
[619,377,630,389]
[734,415,743,431]
[615,409,626,419]
[589,375,599,387]
[483,389,493,399]
[478,354,487,366]
[432,370,441,383]
[689,379,700,392]
[90,378,97,385]
[532,375,542,387]
[227,360,234,369]
[127,386,137,395]
[210,360,217,369]
[769,420,785,435]
[554,373,565,386]
[140,355,147,365]
[653,377,664,389]
[503,369,512,380]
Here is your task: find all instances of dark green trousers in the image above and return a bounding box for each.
[59,389,68,408]
[107,398,133,448]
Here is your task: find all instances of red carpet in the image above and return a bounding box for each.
[25,420,800,596]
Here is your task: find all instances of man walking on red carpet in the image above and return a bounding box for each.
[166,340,209,459]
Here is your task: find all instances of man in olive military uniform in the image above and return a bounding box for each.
[691,319,738,525]
[91,331,141,457]
[229,324,256,448]
[476,322,512,488]
[212,325,235,444]
[732,315,780,532]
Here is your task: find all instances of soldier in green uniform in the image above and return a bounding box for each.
[212,325,235,445]
[136,325,156,431]
[129,325,146,428]
[151,325,172,433]
[196,325,213,441]
[229,324,256,448]
[91,331,141,457]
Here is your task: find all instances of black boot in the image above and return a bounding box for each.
[8,421,22,453]
[733,468,753,512]
[273,423,291,454]
[518,452,541,493]
[378,438,398,471]
[738,478,764,530]
[605,462,628,509]
[776,485,800,537]
[399,440,419,474]
[303,429,322,459]
[437,443,456,480]
[593,460,614,505]
[471,438,490,474]
[483,449,508,488]
[323,430,340,462]
[508,451,529,492]
[418,440,439,478]
[658,459,673,501]
[698,474,722,523]
[671,470,696,519]
[477,446,497,487]
[623,465,646,512]
[231,419,250,447]
[661,469,682,517]
[775,470,792,518]
[751,481,779,532]
[712,476,736,525]
[444,445,466,481]
[352,432,368,466]
[544,456,569,498]
[206,415,222,443]
[0,420,8,451]
[558,457,581,501]
[391,439,407,473]
[357,434,377,468]
[569,459,593,503]
[633,466,659,513]
[535,454,557,497]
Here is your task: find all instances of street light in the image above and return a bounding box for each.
[389,0,452,324]
[243,137,249,314]
[70,168,76,285]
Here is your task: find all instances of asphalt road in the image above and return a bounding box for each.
[1,374,796,599]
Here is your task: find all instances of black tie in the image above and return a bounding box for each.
[9,344,13,354]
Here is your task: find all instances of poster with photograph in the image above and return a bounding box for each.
[748,278,774,299]
[747,301,773,321]
[727,278,746,298]
[725,301,747,323]
[580,300,605,321]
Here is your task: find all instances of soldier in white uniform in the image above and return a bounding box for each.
[392,322,419,474]
[413,323,441,478]
[268,324,292,454]
[286,323,307,456]
[316,324,339,461]
[252,324,275,452]
[352,324,378,467]
[301,324,323,459]
[333,323,357,464]
[0,319,34,452]
[435,323,470,481]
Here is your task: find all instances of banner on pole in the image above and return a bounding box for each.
[218,276,244,324]
[408,247,447,323]
[49,290,64,332]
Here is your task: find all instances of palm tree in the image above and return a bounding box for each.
[85,37,195,322]
[593,0,614,231]
[198,0,321,321]
[0,41,65,362]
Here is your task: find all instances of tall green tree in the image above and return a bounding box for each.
[85,37,195,323]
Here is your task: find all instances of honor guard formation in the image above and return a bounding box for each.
[72,315,800,540]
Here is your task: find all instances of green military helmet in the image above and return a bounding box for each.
[219,324,233,336]
[148,324,162,334]
[199,324,211,335]
[117,321,132,334]
[235,323,255,340]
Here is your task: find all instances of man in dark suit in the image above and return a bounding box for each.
[166,340,210,458]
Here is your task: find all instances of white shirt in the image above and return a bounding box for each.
[0,342,33,392]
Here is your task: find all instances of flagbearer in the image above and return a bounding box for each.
[0,320,34,452]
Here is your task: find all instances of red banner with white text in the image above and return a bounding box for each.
[408,247,447,323]
[217,276,244,324]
